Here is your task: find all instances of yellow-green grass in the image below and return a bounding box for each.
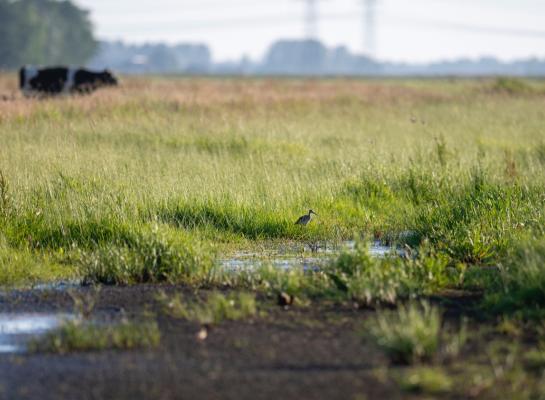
[0,76,544,299]
[157,290,257,325]
[28,318,161,354]
[365,302,467,364]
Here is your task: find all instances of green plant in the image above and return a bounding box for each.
[1,76,544,305]
[68,287,101,319]
[326,241,450,305]
[29,318,161,354]
[157,291,257,325]
[524,346,545,372]
[484,238,545,317]
[492,77,533,95]
[434,135,449,167]
[396,367,453,394]
[366,302,441,364]
[0,170,9,217]
[79,230,214,285]
[0,239,73,286]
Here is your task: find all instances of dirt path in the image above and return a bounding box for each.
[0,285,405,400]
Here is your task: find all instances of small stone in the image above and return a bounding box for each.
[197,326,208,341]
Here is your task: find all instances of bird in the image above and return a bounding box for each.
[295,209,318,226]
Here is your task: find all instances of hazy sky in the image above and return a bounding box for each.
[74,0,545,63]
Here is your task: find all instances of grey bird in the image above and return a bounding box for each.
[295,209,318,226]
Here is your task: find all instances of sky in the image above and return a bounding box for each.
[73,0,545,63]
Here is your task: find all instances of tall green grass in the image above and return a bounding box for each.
[483,238,545,317]
[0,77,544,291]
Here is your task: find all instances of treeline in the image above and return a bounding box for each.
[90,39,545,77]
[0,0,96,69]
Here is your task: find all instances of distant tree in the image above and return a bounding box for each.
[264,39,327,75]
[147,44,180,73]
[0,0,97,69]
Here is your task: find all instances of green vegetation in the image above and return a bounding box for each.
[483,238,545,317]
[395,367,453,394]
[28,284,160,354]
[365,302,466,364]
[79,229,215,285]
[0,242,74,286]
[326,241,450,304]
[28,318,161,354]
[491,77,536,95]
[2,76,545,398]
[157,291,257,325]
[0,77,545,317]
[0,0,96,68]
[523,346,545,372]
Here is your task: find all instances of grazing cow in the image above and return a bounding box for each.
[19,66,118,96]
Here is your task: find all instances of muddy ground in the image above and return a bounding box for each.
[0,285,520,400]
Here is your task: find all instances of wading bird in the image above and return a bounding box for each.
[295,210,318,225]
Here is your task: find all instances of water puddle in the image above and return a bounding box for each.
[31,280,81,291]
[0,313,72,354]
[219,241,403,271]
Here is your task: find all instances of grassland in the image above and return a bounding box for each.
[1,75,545,398]
[1,76,545,286]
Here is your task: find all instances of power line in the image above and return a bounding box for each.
[387,16,545,39]
[98,10,545,40]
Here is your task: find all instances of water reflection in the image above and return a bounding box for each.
[219,241,402,271]
[0,313,72,354]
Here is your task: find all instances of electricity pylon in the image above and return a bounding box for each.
[362,0,377,58]
[297,0,321,39]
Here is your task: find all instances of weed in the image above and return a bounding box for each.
[68,287,101,319]
[326,241,450,305]
[492,77,533,95]
[366,302,441,364]
[328,247,405,304]
[434,135,449,167]
[0,77,544,311]
[496,316,523,338]
[396,367,453,394]
[28,318,161,354]
[79,230,214,285]
[484,238,545,317]
[524,346,545,372]
[0,239,73,286]
[503,150,518,180]
[0,170,9,217]
[365,302,467,364]
[535,142,545,166]
[157,291,257,325]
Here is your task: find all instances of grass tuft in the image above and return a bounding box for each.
[523,346,545,372]
[365,301,467,364]
[326,241,450,305]
[366,302,442,364]
[492,77,534,95]
[396,367,453,394]
[79,230,214,285]
[484,238,545,317]
[28,318,161,354]
[157,291,257,325]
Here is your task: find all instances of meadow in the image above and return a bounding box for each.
[1,75,545,398]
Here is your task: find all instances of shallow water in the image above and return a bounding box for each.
[219,241,402,271]
[31,280,81,291]
[0,313,72,354]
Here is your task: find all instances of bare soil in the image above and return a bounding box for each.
[0,285,502,400]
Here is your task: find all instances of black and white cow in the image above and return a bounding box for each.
[19,66,118,96]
